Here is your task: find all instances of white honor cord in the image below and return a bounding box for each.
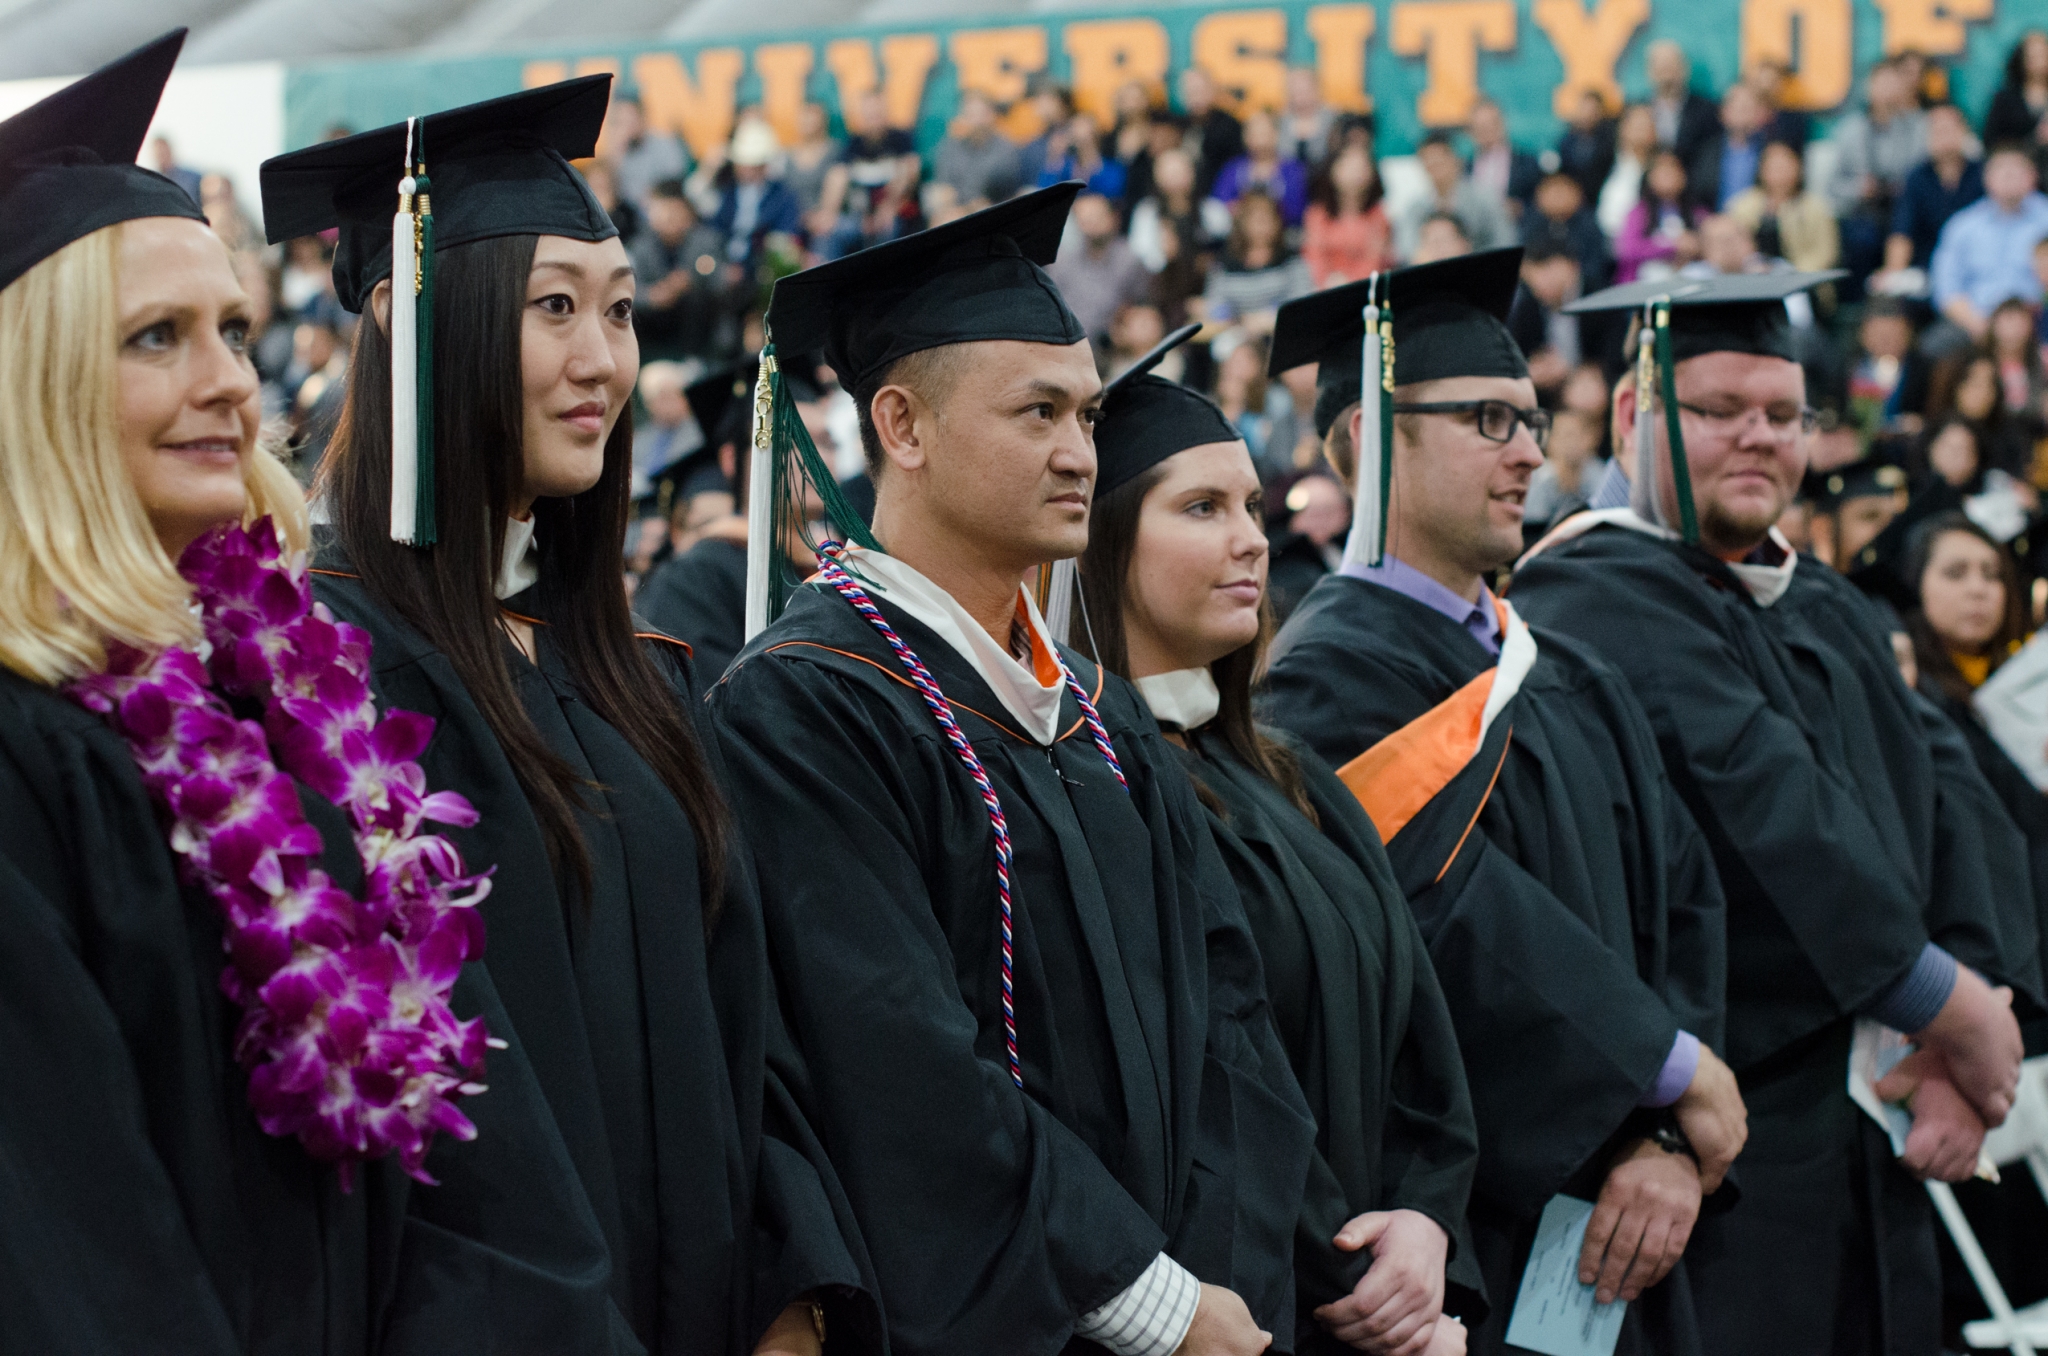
[1339,275,1384,569]
[741,365,776,641]
[388,117,419,543]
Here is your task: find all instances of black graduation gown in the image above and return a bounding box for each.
[1166,728,1485,1349]
[704,583,1318,1355]
[0,668,632,1355]
[637,535,747,683]
[1511,524,2043,1356]
[1262,575,1727,1356]
[308,564,877,1356]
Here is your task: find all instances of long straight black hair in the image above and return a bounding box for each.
[1076,459,1315,821]
[322,233,729,920]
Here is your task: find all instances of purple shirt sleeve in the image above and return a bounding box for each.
[1639,1030,1700,1108]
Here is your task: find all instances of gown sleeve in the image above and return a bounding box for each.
[706,651,1168,1356]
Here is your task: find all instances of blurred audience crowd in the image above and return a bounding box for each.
[192,30,2048,652]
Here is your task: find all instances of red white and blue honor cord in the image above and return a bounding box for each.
[814,543,1126,1086]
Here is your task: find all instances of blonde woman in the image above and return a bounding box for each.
[0,33,631,1354]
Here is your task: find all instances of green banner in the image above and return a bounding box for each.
[284,0,2031,159]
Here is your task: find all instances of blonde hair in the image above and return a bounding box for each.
[0,221,308,685]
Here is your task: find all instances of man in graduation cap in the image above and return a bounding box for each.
[1260,250,1742,1356]
[1512,271,2042,1352]
[704,183,1318,1356]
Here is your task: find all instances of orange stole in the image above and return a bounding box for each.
[1337,669,1499,844]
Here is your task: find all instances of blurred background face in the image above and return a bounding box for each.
[1331,146,1373,198]
[1985,151,2038,208]
[1921,529,2007,652]
[1414,216,1471,263]
[1721,85,1765,136]
[1124,440,1268,673]
[1420,142,1460,191]
[1648,152,1688,202]
[1701,214,1756,273]
[1469,101,1504,147]
[1073,193,1119,242]
[1648,42,1687,91]
[1861,312,1912,358]
[1759,142,1803,197]
[1619,105,1657,156]
[1287,67,1320,113]
[1242,111,1278,157]
[1928,422,1980,485]
[116,218,262,558]
[1990,302,2036,355]
[1154,147,1196,199]
[1954,358,1999,421]
[1927,106,1969,159]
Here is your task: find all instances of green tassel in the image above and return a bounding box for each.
[1652,304,1699,544]
[1376,303,1394,562]
[757,341,880,626]
[413,173,436,546]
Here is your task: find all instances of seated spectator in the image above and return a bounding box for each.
[1692,81,1773,209]
[1411,210,1474,264]
[1200,189,1313,333]
[2037,238,2048,343]
[1914,414,1987,492]
[1561,362,1613,420]
[1615,147,1707,282]
[1263,361,1323,473]
[1555,90,1618,204]
[1645,40,1722,167]
[1928,351,2034,476]
[1036,112,1127,199]
[1989,297,2048,431]
[278,234,335,317]
[1985,31,2048,179]
[1808,462,1909,574]
[1177,66,1245,198]
[147,133,202,203]
[1147,215,1208,328]
[1522,170,1611,289]
[1208,109,1309,227]
[1848,300,1934,432]
[1507,244,1585,399]
[1123,103,1189,214]
[1395,131,1512,258]
[1743,59,1812,148]
[1102,303,1174,383]
[1213,336,1274,466]
[630,179,736,359]
[814,91,921,259]
[1466,96,1543,219]
[1728,140,1841,275]
[1300,144,1392,286]
[1828,58,1927,280]
[1877,101,1985,290]
[632,360,704,502]
[784,102,843,221]
[199,173,262,261]
[1266,471,1349,619]
[1046,190,1150,341]
[1280,66,1336,166]
[1018,78,1075,188]
[1110,80,1159,185]
[601,92,688,209]
[1905,516,2030,713]
[711,120,804,272]
[284,301,350,473]
[1129,146,1204,273]
[1597,102,1659,239]
[1525,408,1610,530]
[932,89,1024,209]
[1930,144,2048,343]
[580,159,644,250]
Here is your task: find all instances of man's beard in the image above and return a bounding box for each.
[1700,489,1785,554]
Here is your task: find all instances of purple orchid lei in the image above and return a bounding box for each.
[68,518,495,1188]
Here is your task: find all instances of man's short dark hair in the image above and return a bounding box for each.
[853,347,967,478]
[648,178,689,202]
[1419,131,1458,155]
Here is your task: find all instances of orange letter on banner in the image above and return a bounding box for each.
[755,44,816,145]
[1064,18,1173,126]
[1871,0,1992,57]
[950,27,1050,139]
[1740,0,1852,110]
[824,38,879,110]
[527,55,621,89]
[1307,5,1377,114]
[1532,0,1648,116]
[1390,1,1517,127]
[1192,10,1291,116]
[880,34,942,129]
[631,50,745,158]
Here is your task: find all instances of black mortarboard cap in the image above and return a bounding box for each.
[1269,247,1527,438]
[1564,270,1846,363]
[765,182,1086,389]
[686,355,825,452]
[0,30,205,295]
[259,76,617,313]
[1095,324,1240,498]
[1806,458,1907,511]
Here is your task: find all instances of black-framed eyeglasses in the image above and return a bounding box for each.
[1390,399,1551,449]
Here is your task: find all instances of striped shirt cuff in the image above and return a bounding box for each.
[1075,1253,1202,1356]
[1866,942,1959,1035]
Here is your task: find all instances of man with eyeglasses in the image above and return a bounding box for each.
[1514,271,2040,1354]
[1263,250,1742,1356]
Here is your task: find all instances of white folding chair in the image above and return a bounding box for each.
[1954,1056,2048,1354]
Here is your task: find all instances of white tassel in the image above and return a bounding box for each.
[388,118,419,544]
[742,352,778,641]
[1042,558,1076,646]
[1340,280,1384,568]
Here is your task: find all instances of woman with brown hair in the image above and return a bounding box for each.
[1074,338,1480,1356]
[261,78,875,1356]
[0,33,628,1353]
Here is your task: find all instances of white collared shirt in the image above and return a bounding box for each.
[495,516,539,600]
[840,546,1067,745]
[1133,667,1221,732]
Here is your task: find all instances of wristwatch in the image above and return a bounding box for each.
[1646,1111,1698,1164]
[808,1300,827,1345]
